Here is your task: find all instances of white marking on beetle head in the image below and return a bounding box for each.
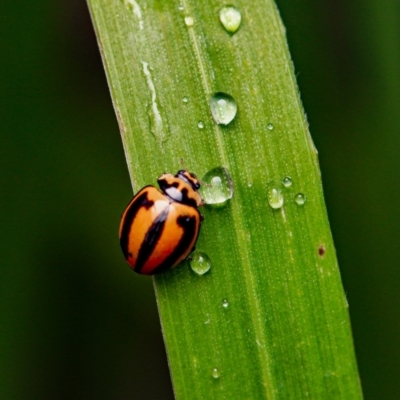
[165,187,183,202]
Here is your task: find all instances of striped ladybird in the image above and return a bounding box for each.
[119,170,203,275]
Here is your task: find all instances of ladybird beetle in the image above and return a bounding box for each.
[119,170,203,275]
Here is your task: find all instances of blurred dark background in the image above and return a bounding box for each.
[1,0,398,399]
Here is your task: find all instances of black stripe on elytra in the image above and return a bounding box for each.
[120,189,154,259]
[135,204,170,273]
[152,212,200,274]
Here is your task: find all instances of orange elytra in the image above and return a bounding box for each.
[119,170,203,275]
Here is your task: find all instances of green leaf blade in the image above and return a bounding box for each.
[88,0,363,398]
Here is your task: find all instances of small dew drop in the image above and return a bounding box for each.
[209,92,237,126]
[247,181,253,187]
[182,96,189,103]
[294,193,307,206]
[267,123,274,131]
[219,6,241,34]
[222,299,229,309]
[282,176,292,187]
[190,252,211,276]
[344,296,349,308]
[184,16,194,26]
[212,368,220,379]
[197,121,205,129]
[178,4,184,11]
[267,184,284,210]
[199,167,233,206]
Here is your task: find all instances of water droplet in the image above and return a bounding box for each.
[141,61,165,141]
[219,6,241,33]
[294,193,306,206]
[209,92,237,126]
[222,299,229,309]
[184,16,194,26]
[212,368,220,379]
[123,0,144,30]
[247,181,253,187]
[190,252,211,275]
[199,167,233,206]
[267,123,274,131]
[182,96,188,103]
[282,176,292,187]
[197,121,205,129]
[267,184,284,210]
[178,4,184,11]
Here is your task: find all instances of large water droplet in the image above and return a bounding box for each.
[294,193,307,206]
[212,368,220,379]
[282,176,292,187]
[222,299,229,309]
[219,6,241,33]
[267,184,284,210]
[209,93,237,126]
[199,167,233,206]
[190,252,211,275]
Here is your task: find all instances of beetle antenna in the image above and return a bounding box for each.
[179,157,187,170]
[199,179,212,188]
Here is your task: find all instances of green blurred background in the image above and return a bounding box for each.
[1,0,399,399]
